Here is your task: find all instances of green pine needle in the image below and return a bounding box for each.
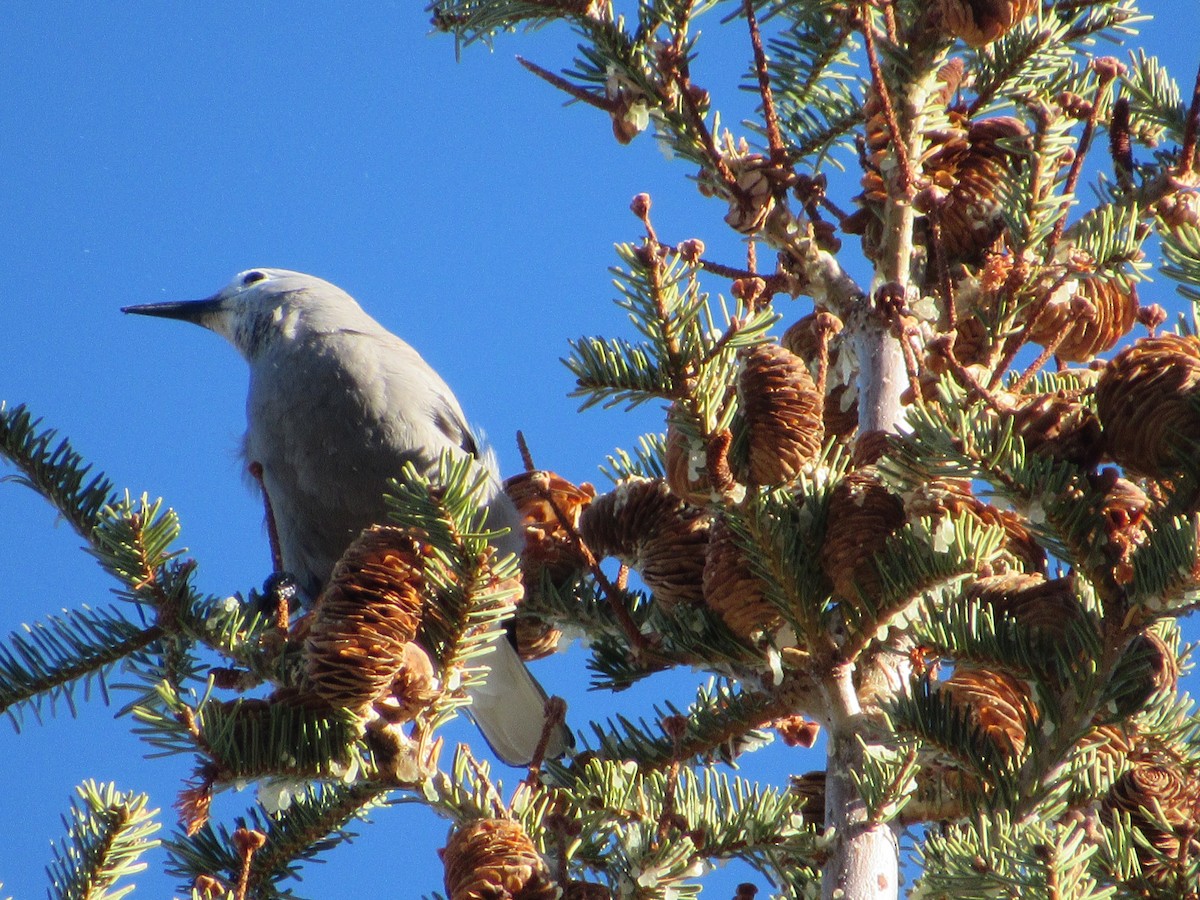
[915,812,1108,899]
[0,403,119,538]
[0,605,160,730]
[165,781,385,899]
[46,780,161,900]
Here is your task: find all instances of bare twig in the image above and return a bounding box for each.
[1048,61,1120,255]
[524,696,569,785]
[1109,97,1134,191]
[930,335,1006,410]
[744,0,786,164]
[516,429,536,473]
[1180,60,1200,176]
[657,239,789,295]
[927,210,957,329]
[1009,326,1071,394]
[881,0,899,44]
[517,56,615,112]
[861,3,915,197]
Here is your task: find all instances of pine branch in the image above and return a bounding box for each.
[1128,686,1200,762]
[968,14,1077,115]
[1160,218,1200,303]
[165,781,385,899]
[185,595,295,689]
[1126,510,1200,619]
[384,453,524,726]
[887,678,1021,797]
[724,475,842,646]
[89,493,185,604]
[583,578,766,689]
[762,3,864,164]
[46,780,161,900]
[429,0,598,49]
[853,738,922,826]
[0,406,217,706]
[1122,48,1187,146]
[426,745,515,823]
[1067,200,1151,279]
[0,605,160,729]
[915,812,1107,898]
[0,403,118,539]
[193,696,366,783]
[567,240,776,418]
[994,113,1080,256]
[840,515,1009,660]
[516,571,674,688]
[600,432,668,483]
[556,756,821,897]
[880,388,1113,573]
[564,334,672,409]
[908,593,1103,697]
[577,677,792,769]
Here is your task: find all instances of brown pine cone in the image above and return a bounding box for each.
[788,771,826,826]
[304,526,426,712]
[665,415,714,506]
[905,479,1045,574]
[1027,276,1138,363]
[1095,472,1151,587]
[511,617,563,662]
[780,313,858,440]
[503,470,595,585]
[941,666,1034,757]
[938,0,1038,46]
[703,515,780,639]
[965,572,1086,635]
[951,313,991,367]
[819,470,906,602]
[579,477,710,607]
[1109,630,1179,717]
[503,469,593,658]
[1096,333,1200,475]
[723,152,778,234]
[442,819,557,900]
[1000,390,1105,469]
[930,117,1030,265]
[372,641,440,724]
[1100,761,1200,885]
[736,343,825,486]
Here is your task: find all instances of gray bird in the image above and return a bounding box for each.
[123,267,568,765]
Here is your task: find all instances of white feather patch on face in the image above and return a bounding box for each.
[272,303,303,341]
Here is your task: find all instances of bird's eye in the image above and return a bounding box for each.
[241,270,267,286]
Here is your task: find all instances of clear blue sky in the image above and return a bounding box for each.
[1,4,1198,898]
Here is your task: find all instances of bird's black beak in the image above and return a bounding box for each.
[121,295,224,325]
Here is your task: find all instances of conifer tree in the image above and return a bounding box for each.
[4,1,1200,898]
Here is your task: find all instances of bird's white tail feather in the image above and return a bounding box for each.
[467,638,570,765]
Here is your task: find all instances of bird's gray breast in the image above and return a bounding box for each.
[242,331,466,599]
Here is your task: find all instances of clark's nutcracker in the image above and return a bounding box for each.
[124,267,568,765]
